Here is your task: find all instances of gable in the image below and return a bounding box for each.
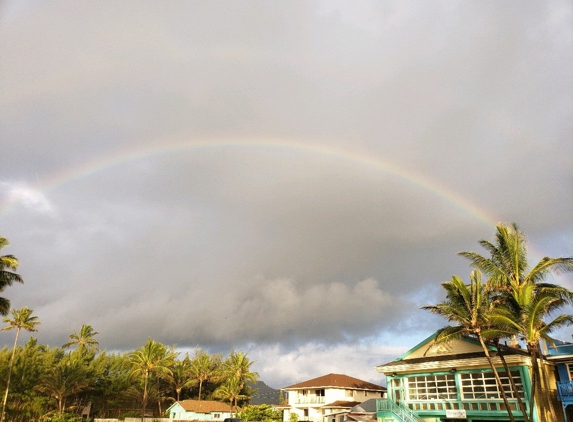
[166,402,185,413]
[375,331,531,375]
[406,337,484,359]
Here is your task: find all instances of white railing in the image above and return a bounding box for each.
[295,396,326,404]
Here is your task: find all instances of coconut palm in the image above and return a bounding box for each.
[459,222,573,419]
[458,222,573,292]
[190,349,222,401]
[0,238,24,316]
[166,356,196,401]
[490,282,573,421]
[0,307,40,422]
[422,271,520,422]
[35,355,90,417]
[222,350,258,394]
[128,338,177,421]
[62,324,99,352]
[213,376,245,416]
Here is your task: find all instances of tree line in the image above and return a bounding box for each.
[0,237,258,422]
[0,326,258,422]
[422,223,573,422]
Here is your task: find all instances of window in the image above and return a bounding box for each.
[460,370,524,400]
[304,409,309,417]
[213,414,220,419]
[406,374,457,400]
[345,389,354,397]
[568,364,573,381]
[316,389,325,396]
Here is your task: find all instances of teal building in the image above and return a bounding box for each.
[374,332,561,422]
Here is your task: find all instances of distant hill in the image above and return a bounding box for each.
[249,380,280,405]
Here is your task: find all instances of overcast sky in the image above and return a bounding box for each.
[1,0,572,389]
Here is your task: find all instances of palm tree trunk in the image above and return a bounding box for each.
[0,327,20,422]
[198,380,203,401]
[142,371,149,422]
[528,348,539,422]
[478,335,517,422]
[496,343,530,422]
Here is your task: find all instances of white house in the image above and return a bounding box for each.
[166,400,232,421]
[281,373,385,422]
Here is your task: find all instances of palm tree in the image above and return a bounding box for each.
[166,356,196,401]
[222,350,258,396]
[422,270,520,422]
[128,338,177,421]
[35,355,90,416]
[490,282,573,421]
[458,222,573,292]
[0,307,40,422]
[459,222,573,419]
[190,349,221,401]
[62,324,100,352]
[0,238,24,316]
[214,377,245,416]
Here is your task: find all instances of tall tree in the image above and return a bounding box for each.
[0,307,40,422]
[62,324,100,353]
[459,222,573,420]
[214,377,245,417]
[490,282,573,421]
[422,271,520,422]
[190,349,221,401]
[458,222,573,292]
[35,355,90,417]
[128,338,176,421]
[222,350,258,395]
[167,356,195,401]
[0,238,24,316]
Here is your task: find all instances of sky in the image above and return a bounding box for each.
[0,0,572,389]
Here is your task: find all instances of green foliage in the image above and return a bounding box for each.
[289,412,299,422]
[237,404,282,422]
[44,412,81,422]
[62,324,99,352]
[0,237,24,316]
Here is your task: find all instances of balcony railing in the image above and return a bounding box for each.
[557,381,573,401]
[377,398,525,417]
[295,396,325,404]
[547,343,573,356]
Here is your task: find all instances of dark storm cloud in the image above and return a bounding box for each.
[1,0,572,386]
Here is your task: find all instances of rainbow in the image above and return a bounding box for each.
[1,137,498,227]
[3,138,570,284]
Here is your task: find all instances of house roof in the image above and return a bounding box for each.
[283,373,385,391]
[348,398,378,413]
[322,400,362,408]
[171,400,232,413]
[375,331,531,374]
